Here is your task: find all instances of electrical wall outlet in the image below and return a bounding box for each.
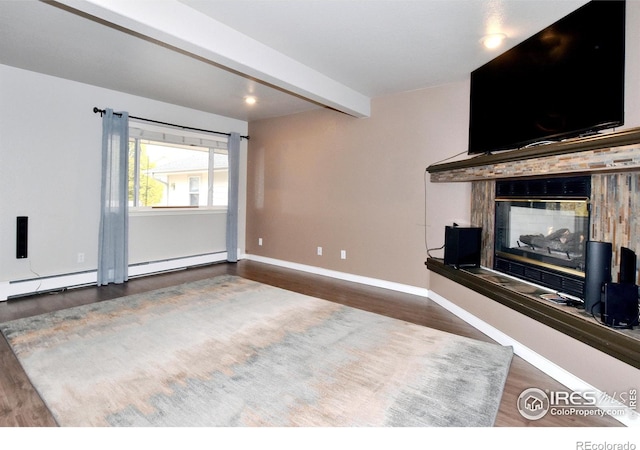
[258,238,263,246]
[317,246,323,256]
[77,252,85,263]
[340,250,347,260]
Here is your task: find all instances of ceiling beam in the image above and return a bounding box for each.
[53,0,371,118]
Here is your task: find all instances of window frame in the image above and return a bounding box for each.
[127,122,229,213]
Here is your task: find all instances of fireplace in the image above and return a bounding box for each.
[494,176,591,298]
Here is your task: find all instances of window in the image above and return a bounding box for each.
[128,125,228,209]
[189,176,200,206]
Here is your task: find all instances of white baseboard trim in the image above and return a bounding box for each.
[243,254,430,297]
[1,253,228,301]
[244,254,638,427]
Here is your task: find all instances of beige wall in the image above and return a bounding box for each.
[247,2,640,291]
[245,1,640,402]
[247,82,472,288]
[246,81,640,398]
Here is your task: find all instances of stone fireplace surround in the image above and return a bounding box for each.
[426,127,640,369]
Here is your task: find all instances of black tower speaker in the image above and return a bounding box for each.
[583,241,612,315]
[444,226,482,268]
[619,246,637,284]
[16,216,28,259]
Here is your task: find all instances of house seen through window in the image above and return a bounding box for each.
[128,126,229,209]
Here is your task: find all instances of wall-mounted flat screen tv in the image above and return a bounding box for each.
[468,0,625,155]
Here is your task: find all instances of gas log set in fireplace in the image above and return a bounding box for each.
[494,176,591,299]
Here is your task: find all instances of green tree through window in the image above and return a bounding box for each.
[128,128,228,208]
[129,141,164,206]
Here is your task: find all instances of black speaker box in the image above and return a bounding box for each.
[444,226,482,268]
[601,282,639,329]
[16,216,28,259]
[583,241,612,315]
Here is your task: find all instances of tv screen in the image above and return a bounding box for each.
[468,0,625,155]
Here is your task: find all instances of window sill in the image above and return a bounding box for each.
[129,207,227,217]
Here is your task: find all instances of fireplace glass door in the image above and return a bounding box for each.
[494,197,590,296]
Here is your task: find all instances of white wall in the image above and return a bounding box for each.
[0,64,247,297]
[128,210,228,264]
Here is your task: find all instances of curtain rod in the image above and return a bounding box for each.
[93,107,249,140]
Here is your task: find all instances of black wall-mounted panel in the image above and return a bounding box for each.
[16,216,28,259]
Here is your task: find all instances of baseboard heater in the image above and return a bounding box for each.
[2,271,98,301]
[1,253,228,301]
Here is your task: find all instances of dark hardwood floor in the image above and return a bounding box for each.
[0,260,621,427]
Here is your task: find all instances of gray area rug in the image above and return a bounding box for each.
[1,275,513,426]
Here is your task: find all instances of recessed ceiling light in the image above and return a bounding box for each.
[482,33,506,50]
[244,96,257,105]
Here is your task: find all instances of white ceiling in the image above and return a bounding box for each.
[0,0,589,122]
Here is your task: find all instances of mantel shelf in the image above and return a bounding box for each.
[427,126,640,180]
[426,258,640,369]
